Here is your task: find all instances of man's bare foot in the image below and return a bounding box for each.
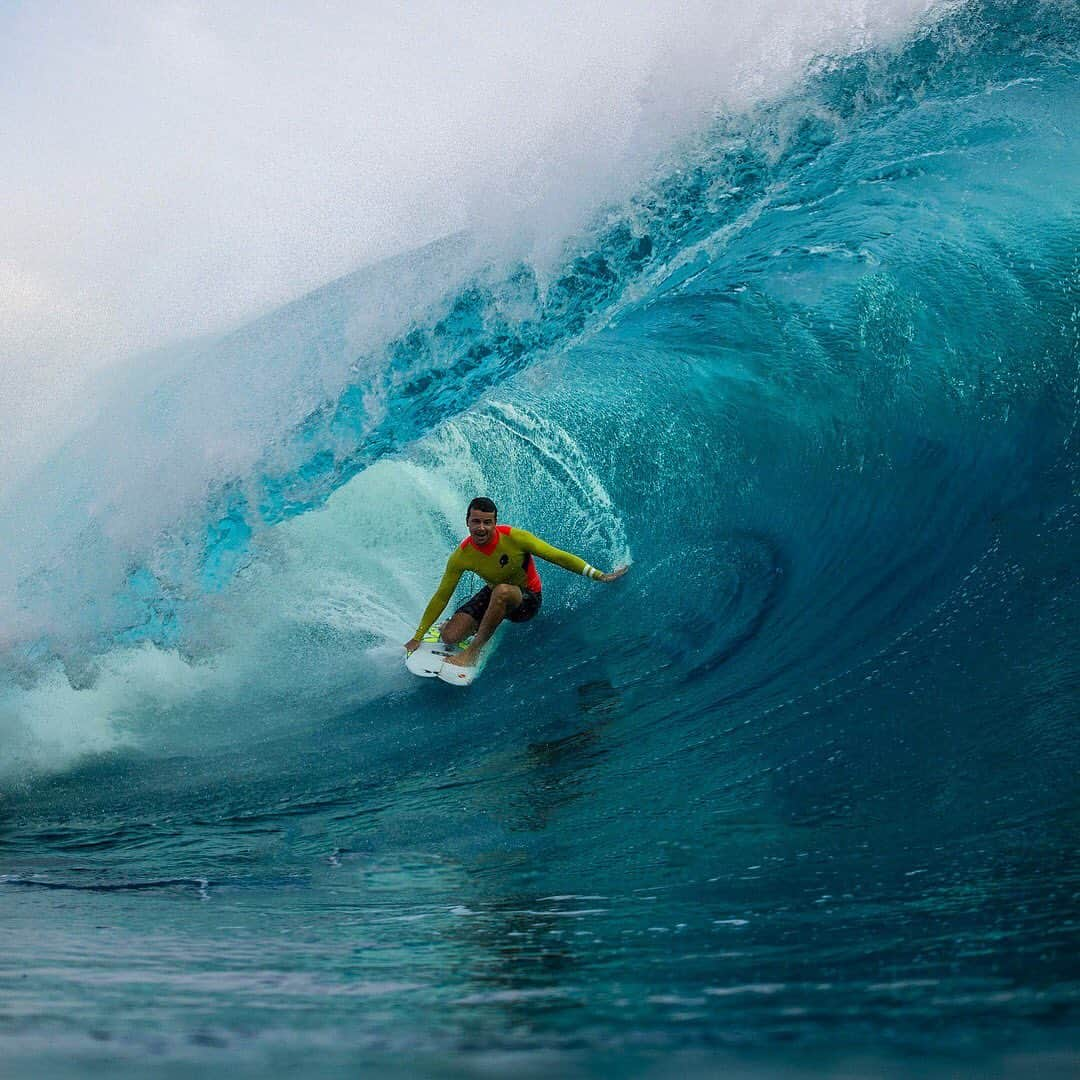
[445,649,479,668]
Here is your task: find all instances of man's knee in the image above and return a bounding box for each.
[491,584,520,606]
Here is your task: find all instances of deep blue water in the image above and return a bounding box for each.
[2,2,1078,1076]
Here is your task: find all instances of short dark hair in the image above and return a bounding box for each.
[466,497,497,521]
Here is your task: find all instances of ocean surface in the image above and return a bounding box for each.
[2,2,1078,1076]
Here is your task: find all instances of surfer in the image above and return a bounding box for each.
[404,497,628,668]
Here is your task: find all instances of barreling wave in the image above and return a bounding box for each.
[1,0,1077,815]
[1,6,1077,1070]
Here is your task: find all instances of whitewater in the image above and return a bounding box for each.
[1,1,1077,1076]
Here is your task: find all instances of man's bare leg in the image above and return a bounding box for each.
[444,584,521,667]
[439,612,477,646]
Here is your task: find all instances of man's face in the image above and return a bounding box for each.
[467,510,497,547]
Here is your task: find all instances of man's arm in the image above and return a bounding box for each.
[406,555,464,650]
[513,528,629,583]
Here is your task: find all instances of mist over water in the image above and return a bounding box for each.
[2,0,932,488]
[1,1,1078,1075]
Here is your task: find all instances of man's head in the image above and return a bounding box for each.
[466,497,498,546]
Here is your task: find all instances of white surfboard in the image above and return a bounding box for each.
[405,625,485,687]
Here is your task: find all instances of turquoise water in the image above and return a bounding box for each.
[2,2,1078,1075]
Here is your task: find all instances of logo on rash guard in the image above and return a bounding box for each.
[499,555,509,566]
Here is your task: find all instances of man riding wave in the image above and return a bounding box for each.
[404,497,628,668]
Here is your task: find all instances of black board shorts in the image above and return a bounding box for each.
[455,585,542,625]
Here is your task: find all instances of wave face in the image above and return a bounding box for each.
[1,2,1078,1073]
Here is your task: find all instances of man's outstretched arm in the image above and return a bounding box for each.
[513,528,629,583]
[405,558,463,652]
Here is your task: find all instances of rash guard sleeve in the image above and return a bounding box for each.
[415,553,464,639]
[511,528,603,579]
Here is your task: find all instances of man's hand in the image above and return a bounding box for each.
[599,564,629,583]
[404,638,422,654]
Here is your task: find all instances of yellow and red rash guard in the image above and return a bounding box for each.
[414,524,602,639]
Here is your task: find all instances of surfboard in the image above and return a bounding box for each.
[405,625,484,687]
